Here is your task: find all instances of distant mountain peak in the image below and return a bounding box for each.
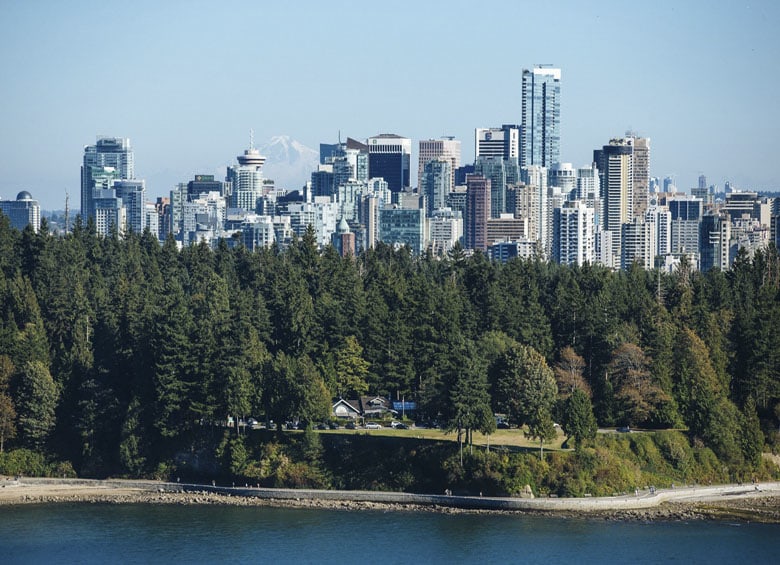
[258,136,319,189]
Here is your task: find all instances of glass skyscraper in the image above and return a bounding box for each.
[81,137,134,221]
[521,67,561,168]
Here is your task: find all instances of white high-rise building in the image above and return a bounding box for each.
[228,143,267,213]
[475,125,520,160]
[553,199,594,266]
[522,165,549,255]
[621,218,655,270]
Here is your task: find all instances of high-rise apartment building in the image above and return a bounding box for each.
[367,134,411,192]
[464,174,490,251]
[81,137,134,221]
[418,137,460,190]
[521,67,561,168]
[552,199,594,266]
[113,180,146,235]
[475,125,520,161]
[626,134,650,217]
[594,138,633,262]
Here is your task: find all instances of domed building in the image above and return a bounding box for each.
[331,216,355,257]
[0,190,41,232]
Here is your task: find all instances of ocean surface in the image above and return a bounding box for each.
[1,503,779,564]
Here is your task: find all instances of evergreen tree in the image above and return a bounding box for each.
[12,360,58,450]
[561,388,597,451]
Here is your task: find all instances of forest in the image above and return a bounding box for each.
[0,213,778,492]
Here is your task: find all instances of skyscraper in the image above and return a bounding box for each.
[81,137,134,221]
[626,133,650,217]
[228,143,267,212]
[420,158,452,217]
[594,138,634,262]
[465,174,490,251]
[521,67,561,168]
[475,125,519,161]
[418,137,461,190]
[367,134,411,192]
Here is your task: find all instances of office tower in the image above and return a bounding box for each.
[700,212,731,272]
[421,158,453,217]
[663,176,676,193]
[475,125,520,161]
[487,214,528,246]
[81,137,134,221]
[367,134,411,192]
[594,139,633,262]
[626,134,650,217]
[475,157,507,218]
[113,180,146,234]
[227,143,267,213]
[0,191,41,232]
[698,175,707,190]
[188,174,229,199]
[552,199,594,266]
[379,207,425,254]
[464,174,490,251]
[521,67,561,168]
[418,137,461,190]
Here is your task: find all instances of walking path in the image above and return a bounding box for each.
[2,477,779,513]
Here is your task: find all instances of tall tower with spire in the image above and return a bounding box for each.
[227,131,267,212]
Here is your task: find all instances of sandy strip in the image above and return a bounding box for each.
[2,477,779,522]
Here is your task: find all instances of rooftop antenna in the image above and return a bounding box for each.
[249,128,254,150]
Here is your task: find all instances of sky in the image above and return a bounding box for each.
[1,0,779,210]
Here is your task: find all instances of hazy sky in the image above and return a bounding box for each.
[1,0,778,209]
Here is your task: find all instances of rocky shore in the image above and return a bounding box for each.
[2,477,779,523]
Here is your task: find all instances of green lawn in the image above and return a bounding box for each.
[319,426,569,452]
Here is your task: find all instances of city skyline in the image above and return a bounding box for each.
[1,1,779,209]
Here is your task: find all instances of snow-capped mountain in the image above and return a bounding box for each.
[258,135,319,191]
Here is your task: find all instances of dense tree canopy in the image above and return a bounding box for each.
[0,218,778,477]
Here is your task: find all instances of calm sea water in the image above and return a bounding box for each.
[1,503,778,564]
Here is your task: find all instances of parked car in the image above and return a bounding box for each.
[345,421,356,430]
[329,422,340,430]
[316,423,328,430]
[365,422,382,429]
[497,420,510,429]
[617,426,631,433]
[391,421,409,429]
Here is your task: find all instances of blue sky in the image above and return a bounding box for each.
[1,0,778,209]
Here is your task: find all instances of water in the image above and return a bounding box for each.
[1,503,778,564]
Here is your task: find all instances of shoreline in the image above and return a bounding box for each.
[2,477,780,523]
